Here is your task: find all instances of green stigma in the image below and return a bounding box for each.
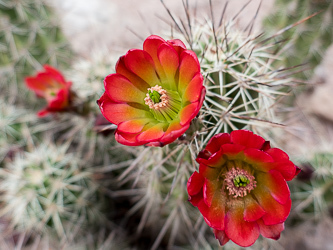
[233,175,250,188]
[149,90,161,103]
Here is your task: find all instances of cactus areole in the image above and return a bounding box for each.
[97,35,205,147]
[187,130,300,247]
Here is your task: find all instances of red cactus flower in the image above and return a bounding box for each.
[187,130,300,247]
[97,35,205,147]
[25,65,72,117]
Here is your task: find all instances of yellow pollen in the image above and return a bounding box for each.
[144,85,168,110]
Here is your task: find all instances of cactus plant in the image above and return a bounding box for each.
[110,145,216,249]
[292,152,333,219]
[263,0,333,78]
[0,101,35,163]
[162,5,300,148]
[0,143,106,241]
[0,0,74,104]
[100,2,308,248]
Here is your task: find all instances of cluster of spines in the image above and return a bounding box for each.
[292,152,333,219]
[0,143,106,242]
[263,0,333,79]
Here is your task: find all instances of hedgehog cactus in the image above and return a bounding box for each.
[0,101,34,163]
[293,152,333,219]
[70,48,119,107]
[97,4,306,248]
[0,0,73,103]
[166,17,297,146]
[264,0,333,78]
[112,145,214,249]
[0,143,106,240]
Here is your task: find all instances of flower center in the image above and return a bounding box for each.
[148,90,161,103]
[225,167,256,198]
[144,85,168,110]
[233,175,250,187]
[144,85,182,122]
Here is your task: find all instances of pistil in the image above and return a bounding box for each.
[225,167,256,198]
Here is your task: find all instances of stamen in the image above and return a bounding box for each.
[144,85,168,110]
[145,85,182,122]
[225,167,256,198]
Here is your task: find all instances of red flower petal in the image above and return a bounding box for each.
[243,148,274,171]
[196,150,212,162]
[179,102,199,126]
[214,229,230,246]
[104,73,146,104]
[221,144,246,159]
[115,56,151,92]
[257,219,284,240]
[198,163,221,180]
[203,178,218,207]
[271,161,297,181]
[48,89,68,109]
[261,141,271,151]
[257,170,290,204]
[43,65,67,83]
[143,35,166,82]
[117,118,153,134]
[187,171,205,196]
[197,148,226,169]
[230,130,265,149]
[243,195,266,222]
[253,187,291,226]
[225,200,260,247]
[97,93,152,124]
[157,43,179,90]
[115,131,141,146]
[183,73,204,103]
[266,148,289,161]
[160,119,189,146]
[25,76,48,93]
[266,148,297,180]
[178,50,200,94]
[205,133,231,154]
[37,108,49,117]
[136,123,166,143]
[188,191,202,207]
[197,190,226,230]
[167,39,186,56]
[124,49,160,86]
[26,74,64,97]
